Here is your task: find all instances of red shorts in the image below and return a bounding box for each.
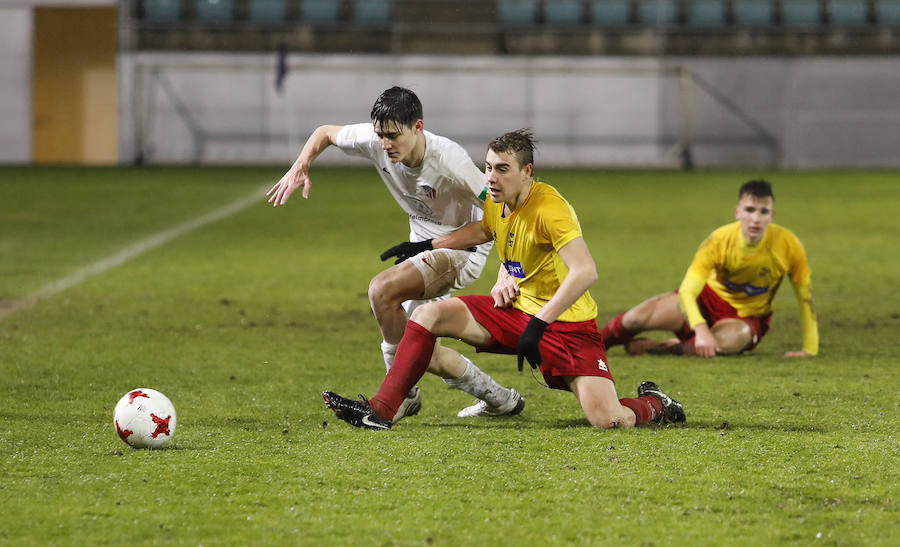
[677,285,772,351]
[458,295,613,391]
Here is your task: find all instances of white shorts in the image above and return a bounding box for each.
[402,245,490,315]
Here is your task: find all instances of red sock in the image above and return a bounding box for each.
[620,396,663,425]
[369,321,436,421]
[600,312,634,349]
[674,321,693,342]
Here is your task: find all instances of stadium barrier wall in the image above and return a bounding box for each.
[0,6,34,164]
[119,52,900,169]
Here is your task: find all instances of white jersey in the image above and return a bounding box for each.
[335,123,493,283]
[336,123,489,241]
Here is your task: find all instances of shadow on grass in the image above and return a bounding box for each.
[690,419,827,433]
[106,443,186,455]
[387,418,827,433]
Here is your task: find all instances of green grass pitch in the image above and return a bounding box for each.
[1,166,897,545]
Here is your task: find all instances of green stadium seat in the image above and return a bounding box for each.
[544,0,584,24]
[828,0,867,25]
[249,0,287,24]
[781,0,822,26]
[638,0,678,25]
[498,0,539,25]
[144,0,180,22]
[733,0,773,26]
[590,0,631,25]
[686,0,726,26]
[354,0,392,25]
[877,0,900,24]
[302,0,340,24]
[196,0,234,22]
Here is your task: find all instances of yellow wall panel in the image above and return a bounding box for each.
[33,7,117,164]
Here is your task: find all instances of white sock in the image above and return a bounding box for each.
[381,340,397,372]
[443,357,511,407]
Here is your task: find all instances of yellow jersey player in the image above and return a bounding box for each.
[323,129,685,430]
[601,180,818,358]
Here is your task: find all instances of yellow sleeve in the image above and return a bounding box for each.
[787,234,812,287]
[677,232,719,327]
[538,194,582,252]
[481,198,497,235]
[678,270,707,328]
[793,282,819,355]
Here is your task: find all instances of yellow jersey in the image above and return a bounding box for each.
[482,181,598,323]
[678,221,818,354]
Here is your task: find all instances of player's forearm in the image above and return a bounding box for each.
[432,221,492,250]
[536,239,598,323]
[294,125,341,169]
[795,283,819,355]
[677,271,707,327]
[534,264,597,324]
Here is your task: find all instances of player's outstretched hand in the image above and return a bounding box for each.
[380,240,433,264]
[517,316,548,371]
[784,350,814,358]
[267,166,311,206]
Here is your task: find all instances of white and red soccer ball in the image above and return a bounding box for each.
[113,388,177,449]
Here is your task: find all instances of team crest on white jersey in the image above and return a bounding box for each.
[420,184,437,200]
[402,193,433,216]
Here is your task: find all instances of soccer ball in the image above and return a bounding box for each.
[113,388,177,449]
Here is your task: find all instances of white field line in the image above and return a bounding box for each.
[0,186,267,321]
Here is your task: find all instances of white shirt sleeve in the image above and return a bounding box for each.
[335,123,380,161]
[436,138,487,200]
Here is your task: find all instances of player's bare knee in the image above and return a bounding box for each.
[408,301,441,330]
[713,321,752,354]
[582,406,621,429]
[367,273,388,306]
[586,413,618,429]
[621,308,644,330]
[368,271,404,310]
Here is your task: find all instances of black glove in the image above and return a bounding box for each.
[380,239,433,264]
[517,316,549,371]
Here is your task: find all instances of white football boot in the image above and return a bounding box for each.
[457,388,525,418]
[392,386,422,423]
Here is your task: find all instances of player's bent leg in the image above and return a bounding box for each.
[624,337,683,356]
[711,318,753,355]
[370,264,428,422]
[604,292,685,349]
[432,344,524,417]
[425,341,466,378]
[408,298,493,346]
[621,291,685,332]
[368,261,426,344]
[567,376,637,428]
[409,299,523,417]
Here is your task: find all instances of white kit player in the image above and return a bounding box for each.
[267,86,524,422]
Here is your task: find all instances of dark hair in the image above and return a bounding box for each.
[370,86,423,129]
[488,128,536,170]
[739,179,774,201]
